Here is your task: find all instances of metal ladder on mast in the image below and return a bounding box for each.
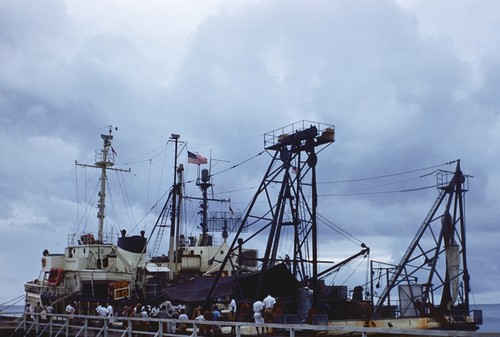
[150,190,173,258]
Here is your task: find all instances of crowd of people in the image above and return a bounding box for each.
[24,301,54,321]
[25,294,281,336]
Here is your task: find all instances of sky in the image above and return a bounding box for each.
[1,0,500,307]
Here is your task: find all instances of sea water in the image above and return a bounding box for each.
[473,303,500,332]
[0,304,24,317]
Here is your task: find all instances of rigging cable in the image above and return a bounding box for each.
[0,294,25,311]
[322,253,364,284]
[318,160,456,185]
[209,150,266,179]
[75,174,100,235]
[332,175,429,194]
[117,170,137,231]
[317,161,457,197]
[129,187,171,234]
[213,161,454,197]
[318,213,363,246]
[322,184,438,197]
[117,142,169,166]
[155,142,170,205]
[146,158,152,212]
[106,177,118,238]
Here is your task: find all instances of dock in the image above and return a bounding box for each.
[1,313,498,337]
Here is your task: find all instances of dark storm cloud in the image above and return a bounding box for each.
[0,0,499,304]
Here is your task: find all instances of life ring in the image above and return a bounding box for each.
[41,257,46,268]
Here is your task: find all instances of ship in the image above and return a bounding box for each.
[24,127,258,315]
[196,121,482,333]
[24,121,482,334]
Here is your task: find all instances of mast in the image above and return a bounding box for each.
[96,130,112,243]
[76,125,130,243]
[198,168,212,246]
[174,163,184,275]
[168,134,180,279]
[371,160,471,319]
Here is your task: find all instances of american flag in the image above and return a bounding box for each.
[188,151,208,165]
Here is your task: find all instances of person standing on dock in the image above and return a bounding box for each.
[212,305,221,320]
[158,305,168,333]
[239,301,251,322]
[97,304,109,316]
[178,308,189,333]
[107,303,114,323]
[65,302,75,319]
[96,303,109,327]
[64,301,76,334]
[45,302,54,315]
[212,306,222,336]
[253,299,264,336]
[34,302,43,321]
[25,303,32,321]
[132,303,143,337]
[263,294,276,335]
[263,295,276,318]
[229,298,237,334]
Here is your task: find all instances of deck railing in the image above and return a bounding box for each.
[24,282,67,298]
[5,312,499,337]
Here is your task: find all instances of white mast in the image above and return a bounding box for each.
[77,126,130,243]
[95,127,114,243]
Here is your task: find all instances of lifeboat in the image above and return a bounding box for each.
[47,267,64,286]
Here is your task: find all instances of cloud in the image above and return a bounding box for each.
[1,0,500,308]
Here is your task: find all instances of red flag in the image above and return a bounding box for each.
[188,151,207,165]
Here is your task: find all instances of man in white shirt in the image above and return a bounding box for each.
[96,304,109,327]
[178,309,189,333]
[97,304,109,317]
[263,294,276,311]
[229,298,237,333]
[45,302,54,314]
[252,300,264,336]
[65,302,75,319]
[263,294,276,334]
[107,303,114,323]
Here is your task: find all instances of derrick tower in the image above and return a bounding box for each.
[205,121,335,306]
